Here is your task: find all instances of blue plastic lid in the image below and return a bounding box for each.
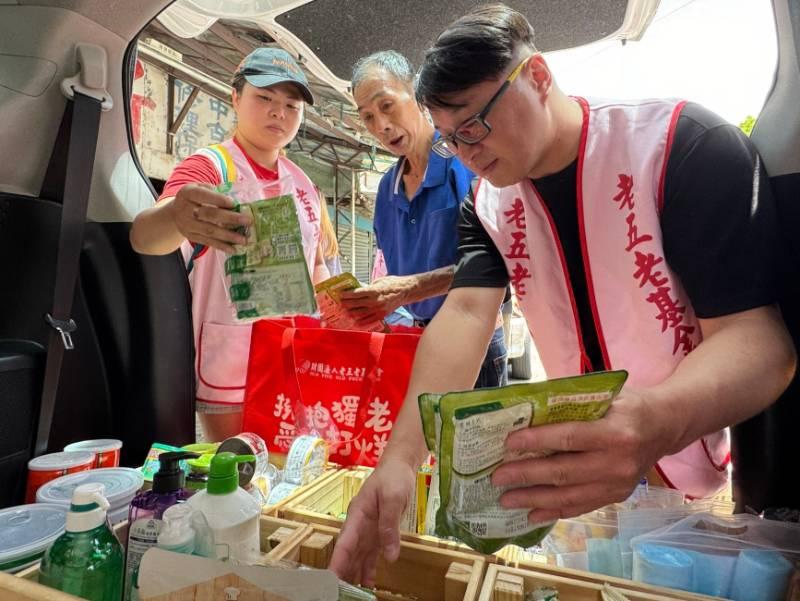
[0,503,67,573]
[36,467,143,509]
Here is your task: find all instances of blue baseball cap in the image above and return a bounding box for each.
[234,47,314,105]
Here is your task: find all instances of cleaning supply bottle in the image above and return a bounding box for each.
[186,452,261,563]
[39,483,124,601]
[125,451,198,600]
[128,504,216,601]
[157,504,216,559]
[156,504,196,555]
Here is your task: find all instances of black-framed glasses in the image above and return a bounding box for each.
[432,55,532,159]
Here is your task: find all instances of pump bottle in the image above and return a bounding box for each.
[39,483,124,601]
[186,452,261,563]
[124,451,198,600]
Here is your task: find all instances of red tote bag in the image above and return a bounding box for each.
[243,317,422,466]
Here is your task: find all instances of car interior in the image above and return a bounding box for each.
[0,0,797,515]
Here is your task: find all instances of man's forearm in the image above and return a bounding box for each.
[382,287,505,467]
[402,265,455,305]
[648,305,796,456]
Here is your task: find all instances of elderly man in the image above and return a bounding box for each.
[342,50,508,388]
[330,4,796,584]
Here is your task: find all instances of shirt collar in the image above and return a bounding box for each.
[391,132,448,198]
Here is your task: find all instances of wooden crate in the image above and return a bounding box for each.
[280,468,545,560]
[14,515,310,591]
[262,464,341,517]
[272,522,486,601]
[507,557,721,601]
[478,564,722,601]
[279,466,373,527]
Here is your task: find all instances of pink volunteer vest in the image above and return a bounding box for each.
[185,138,321,405]
[475,98,729,499]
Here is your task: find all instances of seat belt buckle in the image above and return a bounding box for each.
[45,314,77,350]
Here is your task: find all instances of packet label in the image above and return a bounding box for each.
[453,402,531,474]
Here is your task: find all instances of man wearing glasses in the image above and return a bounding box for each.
[331,4,795,583]
[340,50,508,389]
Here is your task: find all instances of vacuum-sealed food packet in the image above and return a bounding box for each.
[217,178,317,320]
[421,370,627,554]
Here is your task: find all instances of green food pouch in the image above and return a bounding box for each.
[218,178,317,319]
[430,369,628,554]
[418,392,443,454]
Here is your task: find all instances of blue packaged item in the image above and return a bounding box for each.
[730,549,792,601]
[690,551,736,596]
[586,538,623,578]
[632,543,693,590]
[631,512,799,598]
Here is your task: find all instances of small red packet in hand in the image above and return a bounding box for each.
[314,272,389,332]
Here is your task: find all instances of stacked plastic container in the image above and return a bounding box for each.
[0,504,68,573]
[36,468,144,526]
[630,512,800,599]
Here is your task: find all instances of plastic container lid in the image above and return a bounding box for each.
[181,442,219,455]
[36,467,144,510]
[0,503,68,573]
[186,452,214,474]
[27,451,95,471]
[64,439,122,453]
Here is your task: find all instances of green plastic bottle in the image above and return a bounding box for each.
[39,482,124,601]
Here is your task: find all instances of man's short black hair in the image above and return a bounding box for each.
[416,3,537,109]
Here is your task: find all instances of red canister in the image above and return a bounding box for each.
[25,451,95,503]
[63,439,122,468]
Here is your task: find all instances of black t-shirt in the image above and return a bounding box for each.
[451,102,780,370]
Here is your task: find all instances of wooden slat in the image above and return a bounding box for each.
[445,562,475,601]
[0,572,84,601]
[511,558,721,601]
[298,532,335,569]
[262,467,339,517]
[491,571,524,601]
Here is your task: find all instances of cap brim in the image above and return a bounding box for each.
[243,74,315,105]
